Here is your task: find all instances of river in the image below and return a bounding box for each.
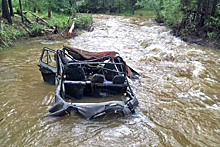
[0,14,219,146]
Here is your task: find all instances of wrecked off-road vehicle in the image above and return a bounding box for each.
[38,46,140,119]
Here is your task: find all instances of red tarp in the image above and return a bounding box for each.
[64,46,118,60]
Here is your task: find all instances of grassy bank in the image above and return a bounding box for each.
[0,16,27,49]
[136,1,220,49]
[0,12,93,50]
[118,8,220,49]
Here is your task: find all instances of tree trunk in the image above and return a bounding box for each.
[102,0,105,7]
[29,11,54,29]
[211,0,218,16]
[8,0,14,16]
[203,0,211,25]
[197,0,202,12]
[16,10,33,24]
[131,0,136,15]
[132,6,135,15]
[19,0,24,23]
[0,37,8,47]
[181,0,190,14]
[2,0,12,24]
[119,1,121,14]
[196,0,203,27]
[48,9,52,19]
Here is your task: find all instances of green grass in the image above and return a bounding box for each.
[0,12,94,50]
[45,13,71,29]
[0,17,28,50]
[23,12,71,29]
[75,14,93,30]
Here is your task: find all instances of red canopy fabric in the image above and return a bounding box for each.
[64,46,118,60]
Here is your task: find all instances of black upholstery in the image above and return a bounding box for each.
[65,66,86,81]
[64,66,86,99]
[91,74,104,83]
[103,63,117,81]
[113,75,125,84]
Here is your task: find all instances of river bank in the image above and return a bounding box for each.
[0,12,93,50]
[120,9,220,49]
[171,25,220,49]
[1,10,219,50]
[153,16,220,49]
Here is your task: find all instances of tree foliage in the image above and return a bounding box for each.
[138,0,220,39]
[6,0,137,15]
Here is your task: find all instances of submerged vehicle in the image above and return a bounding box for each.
[38,46,140,119]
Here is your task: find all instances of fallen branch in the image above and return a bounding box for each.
[16,10,33,24]
[44,26,58,34]
[20,23,32,34]
[29,11,54,29]
[24,15,33,24]
[68,20,75,37]
[0,38,8,47]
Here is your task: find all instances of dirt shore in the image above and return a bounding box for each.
[171,27,220,49]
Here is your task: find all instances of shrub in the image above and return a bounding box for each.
[75,14,93,30]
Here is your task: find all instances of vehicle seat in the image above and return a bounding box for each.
[103,63,117,81]
[113,75,125,84]
[91,74,104,83]
[64,66,86,99]
[65,66,86,81]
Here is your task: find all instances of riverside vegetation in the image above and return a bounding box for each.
[137,0,220,48]
[0,0,94,50]
[1,0,220,49]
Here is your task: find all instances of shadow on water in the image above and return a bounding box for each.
[0,14,219,146]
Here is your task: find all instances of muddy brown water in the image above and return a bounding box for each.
[0,14,219,146]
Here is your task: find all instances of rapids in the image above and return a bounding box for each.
[0,14,219,146]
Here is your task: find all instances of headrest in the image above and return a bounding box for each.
[113,75,125,84]
[91,74,104,83]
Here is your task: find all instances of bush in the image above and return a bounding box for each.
[138,0,183,26]
[29,22,46,36]
[75,14,93,30]
[47,13,70,29]
[159,0,183,26]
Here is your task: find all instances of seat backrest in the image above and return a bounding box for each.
[65,66,86,81]
[113,75,125,84]
[63,66,86,99]
[91,74,104,83]
[103,63,117,81]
